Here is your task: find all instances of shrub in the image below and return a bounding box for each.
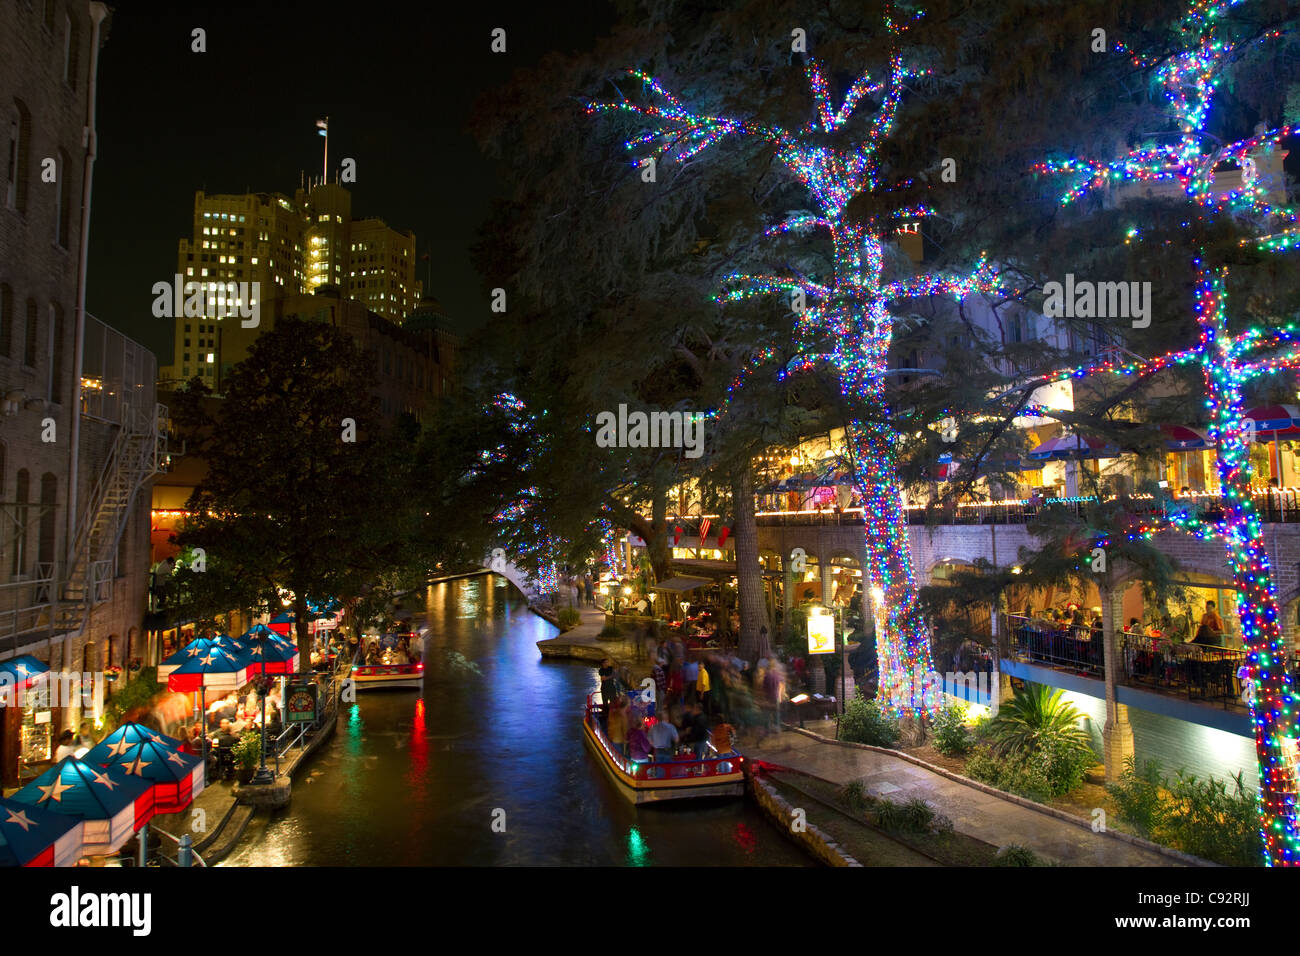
[840,780,871,813]
[874,796,945,834]
[556,607,581,631]
[1026,734,1096,797]
[1106,757,1164,838]
[103,666,163,730]
[993,844,1044,866]
[931,702,972,756]
[964,742,1086,801]
[1108,759,1261,866]
[986,683,1093,759]
[838,695,901,748]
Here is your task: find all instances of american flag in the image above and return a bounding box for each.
[698,517,711,548]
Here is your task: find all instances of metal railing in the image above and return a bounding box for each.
[1001,613,1248,709]
[754,491,1300,528]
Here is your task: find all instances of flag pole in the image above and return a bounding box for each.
[322,115,329,183]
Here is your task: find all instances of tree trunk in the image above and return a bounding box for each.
[1201,269,1300,864]
[1099,576,1133,782]
[733,470,768,662]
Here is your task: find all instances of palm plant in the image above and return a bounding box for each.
[986,683,1092,759]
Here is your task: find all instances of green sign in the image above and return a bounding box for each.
[285,681,318,724]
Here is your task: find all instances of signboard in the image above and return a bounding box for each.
[807,612,836,655]
[284,680,319,724]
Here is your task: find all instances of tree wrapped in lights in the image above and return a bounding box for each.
[1034,0,1300,864]
[588,9,1006,715]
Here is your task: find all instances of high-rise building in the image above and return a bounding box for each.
[160,183,422,388]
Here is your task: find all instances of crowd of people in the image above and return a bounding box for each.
[594,624,793,764]
[1018,598,1236,648]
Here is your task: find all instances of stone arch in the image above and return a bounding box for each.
[481,553,540,601]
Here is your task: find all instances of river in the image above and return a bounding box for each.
[221,574,810,866]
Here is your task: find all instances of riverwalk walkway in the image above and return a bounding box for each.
[743,719,1196,866]
[533,603,1195,866]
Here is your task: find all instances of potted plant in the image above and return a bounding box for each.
[103,664,123,684]
[231,730,262,784]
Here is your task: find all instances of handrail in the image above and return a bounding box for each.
[152,825,206,867]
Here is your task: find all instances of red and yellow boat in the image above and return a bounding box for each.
[351,632,425,690]
[583,694,744,803]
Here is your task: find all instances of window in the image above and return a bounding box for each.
[38,473,56,567]
[23,298,37,367]
[8,100,32,212]
[63,12,80,89]
[47,303,63,402]
[12,469,29,575]
[55,148,71,247]
[0,284,10,358]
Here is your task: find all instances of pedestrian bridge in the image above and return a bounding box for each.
[482,550,542,601]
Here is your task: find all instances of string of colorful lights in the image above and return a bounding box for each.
[1034,0,1300,864]
[589,11,1005,716]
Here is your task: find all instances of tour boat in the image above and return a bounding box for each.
[350,632,425,690]
[582,694,744,803]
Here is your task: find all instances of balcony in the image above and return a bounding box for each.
[753,489,1300,529]
[1001,614,1247,712]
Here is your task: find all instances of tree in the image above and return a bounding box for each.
[1030,0,1300,864]
[587,4,1010,715]
[171,318,422,665]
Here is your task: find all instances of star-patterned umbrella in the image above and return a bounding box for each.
[165,642,252,693]
[10,758,155,857]
[82,721,182,765]
[157,637,230,682]
[93,738,205,814]
[244,634,299,675]
[0,795,85,867]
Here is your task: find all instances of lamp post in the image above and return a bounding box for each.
[250,631,274,786]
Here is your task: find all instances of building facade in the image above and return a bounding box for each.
[1,0,164,786]
[159,183,422,388]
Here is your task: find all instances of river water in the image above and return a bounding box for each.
[222,574,809,866]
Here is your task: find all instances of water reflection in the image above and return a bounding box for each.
[222,575,809,867]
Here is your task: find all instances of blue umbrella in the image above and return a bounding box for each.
[10,758,155,857]
[83,721,182,765]
[0,795,85,867]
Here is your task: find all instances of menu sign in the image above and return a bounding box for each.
[285,681,319,724]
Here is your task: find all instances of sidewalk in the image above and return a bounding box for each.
[745,719,1189,867]
[535,599,655,682]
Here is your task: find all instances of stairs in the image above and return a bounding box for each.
[55,403,168,631]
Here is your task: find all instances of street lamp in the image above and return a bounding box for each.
[249,630,275,786]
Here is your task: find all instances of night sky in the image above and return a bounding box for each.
[87,0,615,360]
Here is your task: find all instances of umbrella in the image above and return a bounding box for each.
[1161,424,1215,451]
[92,739,205,814]
[1242,404,1300,439]
[0,795,85,867]
[165,644,252,693]
[10,758,155,857]
[158,637,229,681]
[1027,433,1121,461]
[244,635,298,675]
[0,655,49,708]
[82,721,182,764]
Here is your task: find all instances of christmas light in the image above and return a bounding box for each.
[590,16,1003,716]
[1035,0,1300,864]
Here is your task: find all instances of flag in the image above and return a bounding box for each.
[672,526,683,547]
[698,517,711,548]
[717,526,731,549]
[316,118,328,137]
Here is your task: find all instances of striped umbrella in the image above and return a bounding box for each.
[158,637,228,682]
[243,634,299,675]
[1242,404,1300,439]
[268,612,295,636]
[0,795,85,867]
[1028,433,1121,461]
[165,644,252,693]
[0,655,50,708]
[82,721,182,764]
[10,758,155,857]
[1161,424,1215,450]
[92,738,205,814]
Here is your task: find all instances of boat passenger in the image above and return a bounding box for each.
[712,719,736,755]
[680,702,711,759]
[646,714,679,761]
[627,718,653,763]
[608,697,629,758]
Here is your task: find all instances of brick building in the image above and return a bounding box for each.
[1,1,165,786]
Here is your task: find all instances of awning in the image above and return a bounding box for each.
[1028,433,1121,461]
[1162,424,1214,450]
[649,576,714,594]
[670,558,739,576]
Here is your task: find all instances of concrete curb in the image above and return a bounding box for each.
[747,768,862,867]
[780,724,1215,867]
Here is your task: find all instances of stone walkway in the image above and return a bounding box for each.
[745,719,1187,867]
